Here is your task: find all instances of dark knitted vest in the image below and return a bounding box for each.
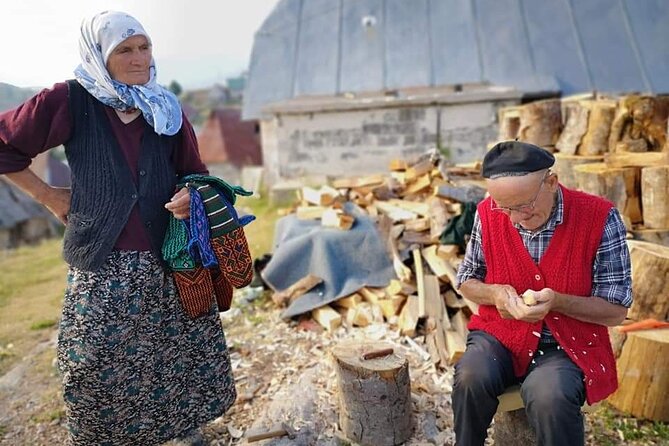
[469,186,618,404]
[63,80,177,271]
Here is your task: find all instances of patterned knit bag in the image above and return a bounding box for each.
[162,175,254,317]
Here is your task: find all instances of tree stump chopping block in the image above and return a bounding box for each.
[493,409,536,445]
[332,341,413,446]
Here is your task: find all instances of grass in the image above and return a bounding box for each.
[588,404,669,445]
[30,319,59,331]
[236,192,286,259]
[0,239,67,375]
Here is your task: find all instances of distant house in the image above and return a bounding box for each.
[0,178,59,249]
[197,108,262,184]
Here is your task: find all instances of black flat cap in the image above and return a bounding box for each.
[482,141,555,178]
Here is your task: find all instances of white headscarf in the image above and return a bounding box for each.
[74,10,182,136]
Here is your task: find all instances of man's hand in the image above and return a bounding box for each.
[506,288,557,323]
[165,187,190,220]
[43,187,71,224]
[492,284,518,319]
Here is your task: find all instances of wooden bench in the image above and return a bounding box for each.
[494,385,596,445]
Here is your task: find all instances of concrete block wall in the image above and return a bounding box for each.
[261,100,518,184]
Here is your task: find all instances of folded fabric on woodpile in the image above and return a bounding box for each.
[263,203,396,319]
[162,175,255,317]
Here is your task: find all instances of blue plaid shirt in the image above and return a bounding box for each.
[456,188,633,308]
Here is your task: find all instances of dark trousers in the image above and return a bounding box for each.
[452,330,586,446]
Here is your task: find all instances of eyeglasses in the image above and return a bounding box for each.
[490,170,551,214]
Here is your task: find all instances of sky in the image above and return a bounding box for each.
[0,0,279,89]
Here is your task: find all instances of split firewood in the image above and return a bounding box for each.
[312,305,342,331]
[272,274,323,307]
[300,185,339,206]
[322,208,355,230]
[334,293,363,309]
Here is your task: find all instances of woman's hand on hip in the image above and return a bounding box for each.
[165,187,190,220]
[44,187,71,224]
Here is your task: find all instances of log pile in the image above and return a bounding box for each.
[498,94,669,240]
[272,155,481,370]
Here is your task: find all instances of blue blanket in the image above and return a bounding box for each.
[261,204,396,319]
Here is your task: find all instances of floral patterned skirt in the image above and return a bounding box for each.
[57,251,236,446]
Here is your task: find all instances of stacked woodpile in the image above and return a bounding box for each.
[498,94,669,246]
[272,155,483,370]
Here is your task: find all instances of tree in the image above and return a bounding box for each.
[167,80,183,96]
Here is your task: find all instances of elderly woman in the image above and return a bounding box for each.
[0,11,235,445]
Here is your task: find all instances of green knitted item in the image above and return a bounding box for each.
[162,175,255,317]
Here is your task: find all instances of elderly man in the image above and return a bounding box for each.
[453,141,632,446]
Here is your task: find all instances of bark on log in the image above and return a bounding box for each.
[498,107,520,141]
[627,240,669,321]
[574,163,642,224]
[629,228,669,247]
[555,102,589,155]
[608,328,669,422]
[579,101,616,156]
[552,154,602,189]
[641,166,669,229]
[332,341,413,446]
[493,409,536,445]
[518,99,562,147]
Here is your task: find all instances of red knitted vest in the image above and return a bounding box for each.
[469,185,618,404]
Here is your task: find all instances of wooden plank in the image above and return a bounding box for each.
[296,205,327,220]
[444,290,468,309]
[378,295,407,319]
[413,248,426,317]
[359,287,386,305]
[404,218,430,232]
[272,274,323,307]
[332,174,385,189]
[445,329,466,365]
[375,201,418,222]
[405,159,434,181]
[605,151,669,168]
[437,244,460,260]
[385,279,417,296]
[387,199,430,216]
[389,159,408,171]
[398,295,420,336]
[334,293,363,309]
[421,245,452,280]
[322,209,355,230]
[312,305,342,331]
[301,185,339,206]
[401,231,434,245]
[402,174,432,196]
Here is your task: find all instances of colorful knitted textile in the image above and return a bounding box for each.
[162,175,254,317]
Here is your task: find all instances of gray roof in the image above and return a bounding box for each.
[243,0,669,119]
[0,179,53,229]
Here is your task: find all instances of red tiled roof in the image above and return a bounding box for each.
[197,108,262,167]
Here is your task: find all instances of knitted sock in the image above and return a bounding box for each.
[173,267,214,318]
[197,184,253,289]
[211,268,233,312]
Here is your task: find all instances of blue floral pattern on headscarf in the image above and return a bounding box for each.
[74,10,182,136]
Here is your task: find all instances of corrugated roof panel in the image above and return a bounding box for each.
[243,28,297,121]
[522,0,592,92]
[475,0,536,88]
[339,0,385,93]
[623,0,669,92]
[294,0,340,95]
[571,0,648,92]
[429,0,483,86]
[385,0,432,89]
[243,0,669,119]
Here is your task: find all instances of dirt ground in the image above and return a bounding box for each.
[1,290,668,446]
